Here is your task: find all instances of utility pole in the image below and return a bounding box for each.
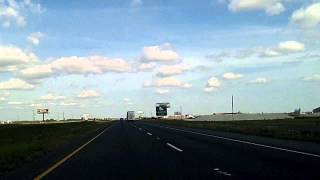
[232,95,234,121]
[63,111,65,120]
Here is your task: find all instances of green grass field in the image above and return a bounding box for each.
[143,117,320,143]
[0,121,112,174]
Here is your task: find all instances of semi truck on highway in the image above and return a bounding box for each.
[127,111,135,121]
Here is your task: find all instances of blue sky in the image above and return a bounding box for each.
[0,0,319,120]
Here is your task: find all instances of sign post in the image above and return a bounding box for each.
[37,109,49,121]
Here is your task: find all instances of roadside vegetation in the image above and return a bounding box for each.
[0,121,112,174]
[144,117,320,143]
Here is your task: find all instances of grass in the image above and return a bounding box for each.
[0,121,112,174]
[143,117,320,143]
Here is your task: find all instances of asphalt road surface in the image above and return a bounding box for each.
[32,120,320,180]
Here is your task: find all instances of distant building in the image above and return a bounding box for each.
[313,107,320,114]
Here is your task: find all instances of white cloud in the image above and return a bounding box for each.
[0,0,43,28]
[277,41,305,53]
[19,64,53,79]
[249,77,269,84]
[0,45,38,67]
[77,90,100,98]
[228,0,285,16]
[207,40,305,63]
[19,56,132,80]
[40,93,66,101]
[260,41,305,57]
[156,64,191,77]
[27,32,44,46]
[8,101,23,105]
[141,43,180,62]
[144,77,192,88]
[138,63,156,71]
[204,77,220,92]
[156,89,169,94]
[60,102,78,106]
[303,74,320,81]
[222,72,244,80]
[291,3,320,28]
[0,78,34,90]
[123,98,130,102]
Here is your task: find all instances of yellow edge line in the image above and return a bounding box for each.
[33,125,112,180]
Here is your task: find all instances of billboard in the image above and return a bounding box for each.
[37,108,49,114]
[156,103,170,117]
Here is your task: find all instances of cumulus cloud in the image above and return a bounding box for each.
[0,45,38,67]
[291,3,320,28]
[156,89,169,94]
[207,40,305,62]
[228,0,285,16]
[19,56,132,80]
[141,43,180,62]
[303,74,320,81]
[40,93,66,101]
[144,77,192,88]
[0,78,34,90]
[249,77,269,84]
[0,0,43,28]
[138,63,156,71]
[204,77,221,92]
[156,64,191,77]
[77,90,100,98]
[260,41,305,57]
[27,32,44,46]
[222,72,244,80]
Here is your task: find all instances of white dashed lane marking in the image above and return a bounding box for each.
[166,143,183,152]
[214,168,232,176]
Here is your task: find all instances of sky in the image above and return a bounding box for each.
[0,0,319,120]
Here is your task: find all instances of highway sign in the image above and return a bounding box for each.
[156,103,170,116]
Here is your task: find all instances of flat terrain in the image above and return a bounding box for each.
[0,121,112,175]
[143,117,320,143]
[8,120,319,180]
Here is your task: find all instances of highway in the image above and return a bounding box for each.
[33,120,320,180]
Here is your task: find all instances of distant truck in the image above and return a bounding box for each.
[127,111,135,121]
[81,113,90,121]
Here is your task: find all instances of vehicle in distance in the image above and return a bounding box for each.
[127,111,135,121]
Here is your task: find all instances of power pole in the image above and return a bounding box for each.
[232,95,234,121]
[63,111,65,120]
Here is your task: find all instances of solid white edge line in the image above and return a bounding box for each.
[148,124,320,158]
[166,142,183,152]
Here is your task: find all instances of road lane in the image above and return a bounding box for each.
[30,120,320,179]
[134,121,320,180]
[42,121,221,179]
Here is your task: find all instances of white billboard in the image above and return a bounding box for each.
[37,108,49,114]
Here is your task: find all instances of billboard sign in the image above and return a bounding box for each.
[156,103,170,116]
[37,109,49,114]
